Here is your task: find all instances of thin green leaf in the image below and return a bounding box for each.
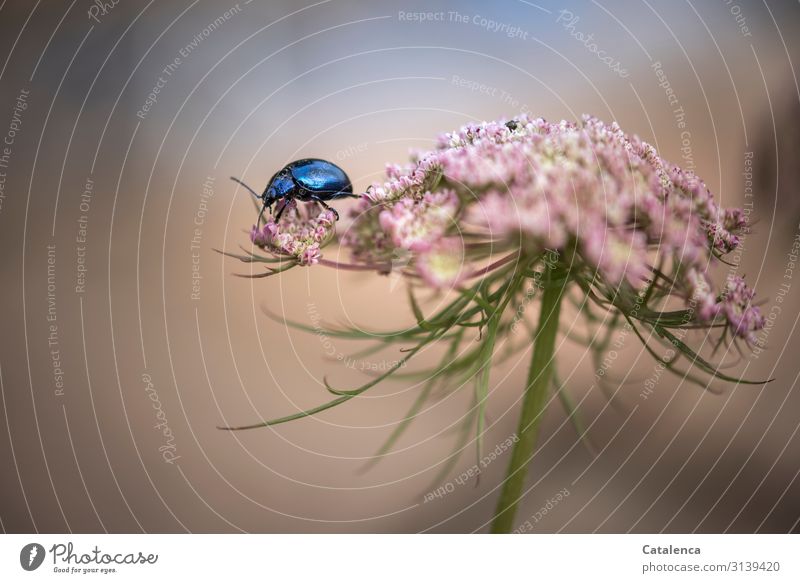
[423,394,478,495]
[218,395,352,431]
[262,307,432,341]
[359,381,435,473]
[214,248,287,264]
[325,333,438,396]
[552,369,595,455]
[359,330,466,472]
[654,325,772,385]
[407,285,435,331]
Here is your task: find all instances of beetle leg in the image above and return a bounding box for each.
[274,200,290,222]
[310,196,339,221]
[334,188,360,199]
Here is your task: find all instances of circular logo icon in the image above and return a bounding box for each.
[20,543,46,571]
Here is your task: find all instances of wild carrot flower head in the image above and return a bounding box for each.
[342,114,761,340]
[250,204,336,266]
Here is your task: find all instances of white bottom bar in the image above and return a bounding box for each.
[1,534,796,582]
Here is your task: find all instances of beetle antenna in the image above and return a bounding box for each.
[230,176,262,200]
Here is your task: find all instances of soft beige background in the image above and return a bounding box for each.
[1,0,799,533]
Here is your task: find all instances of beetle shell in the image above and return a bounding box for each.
[286,158,353,199]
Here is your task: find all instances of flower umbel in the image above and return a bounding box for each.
[222,115,768,532]
[248,203,336,267]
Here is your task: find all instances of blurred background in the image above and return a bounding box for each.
[1,0,799,533]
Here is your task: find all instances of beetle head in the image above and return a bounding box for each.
[264,169,295,203]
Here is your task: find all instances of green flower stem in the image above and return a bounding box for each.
[490,267,567,533]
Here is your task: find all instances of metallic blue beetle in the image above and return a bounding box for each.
[231,158,358,223]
